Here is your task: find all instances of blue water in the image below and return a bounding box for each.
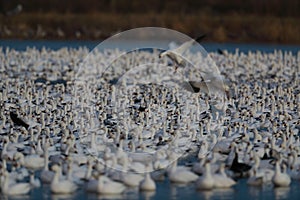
[0,39,299,54]
[1,40,300,200]
[3,178,299,200]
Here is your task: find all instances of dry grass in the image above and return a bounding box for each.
[0,12,299,44]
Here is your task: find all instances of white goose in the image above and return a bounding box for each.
[97,173,126,194]
[213,163,236,188]
[50,165,77,194]
[159,35,205,70]
[40,141,55,184]
[168,157,198,184]
[1,171,31,196]
[196,161,214,190]
[109,152,144,187]
[1,136,16,160]
[272,160,291,187]
[13,152,44,171]
[125,156,147,173]
[120,158,144,187]
[139,164,156,191]
[250,152,274,183]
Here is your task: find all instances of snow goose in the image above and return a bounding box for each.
[139,164,156,191]
[250,152,274,182]
[13,152,44,171]
[50,165,77,194]
[196,161,214,190]
[1,171,31,196]
[272,160,291,187]
[97,173,126,194]
[1,136,15,160]
[120,157,144,187]
[168,155,198,184]
[213,163,236,188]
[159,35,206,70]
[40,140,54,184]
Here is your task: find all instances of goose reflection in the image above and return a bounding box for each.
[274,187,290,200]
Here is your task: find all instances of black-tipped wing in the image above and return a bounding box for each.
[10,111,29,129]
[173,34,206,55]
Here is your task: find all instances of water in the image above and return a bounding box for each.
[0,40,299,54]
[4,178,299,200]
[1,40,300,200]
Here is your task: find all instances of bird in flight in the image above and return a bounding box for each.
[159,34,206,71]
[159,34,229,98]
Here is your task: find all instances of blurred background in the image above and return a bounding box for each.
[0,0,299,43]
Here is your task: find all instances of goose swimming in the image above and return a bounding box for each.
[97,173,126,194]
[139,164,156,191]
[50,165,77,194]
[168,153,198,184]
[196,161,214,190]
[213,163,236,188]
[272,160,291,187]
[1,171,31,196]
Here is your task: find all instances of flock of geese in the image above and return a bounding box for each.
[0,44,299,199]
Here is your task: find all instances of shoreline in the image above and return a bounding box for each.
[1,40,299,55]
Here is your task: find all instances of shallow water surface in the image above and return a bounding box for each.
[4,178,300,200]
[1,40,299,54]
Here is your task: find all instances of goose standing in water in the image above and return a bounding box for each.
[196,161,214,190]
[250,152,274,183]
[213,163,236,188]
[1,171,31,196]
[40,140,54,184]
[139,164,156,191]
[50,165,77,194]
[121,171,144,187]
[97,173,126,194]
[168,154,198,184]
[272,160,291,187]
[120,159,144,187]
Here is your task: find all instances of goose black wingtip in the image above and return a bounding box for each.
[9,111,29,130]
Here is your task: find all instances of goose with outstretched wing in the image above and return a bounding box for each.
[159,34,206,71]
